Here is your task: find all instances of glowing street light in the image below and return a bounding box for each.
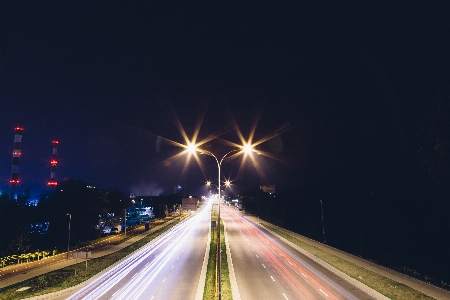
[243,143,253,154]
[192,145,253,300]
[187,143,197,154]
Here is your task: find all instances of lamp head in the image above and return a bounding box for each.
[243,143,253,154]
[187,143,197,154]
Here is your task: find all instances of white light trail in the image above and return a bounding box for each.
[68,199,213,300]
[319,288,329,297]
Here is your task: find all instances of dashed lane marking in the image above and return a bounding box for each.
[319,289,328,297]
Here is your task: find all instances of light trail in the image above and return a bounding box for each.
[223,206,365,300]
[67,199,213,300]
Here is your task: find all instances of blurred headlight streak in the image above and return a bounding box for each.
[68,199,213,300]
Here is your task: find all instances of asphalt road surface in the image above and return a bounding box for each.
[222,205,377,300]
[67,202,211,300]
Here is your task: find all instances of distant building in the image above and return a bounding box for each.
[182,197,197,211]
[260,185,275,194]
[130,194,183,218]
[25,196,40,206]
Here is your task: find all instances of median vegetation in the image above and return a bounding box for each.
[264,225,434,300]
[0,216,186,300]
[203,212,232,300]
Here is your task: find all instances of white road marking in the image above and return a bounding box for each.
[251,248,254,251]
[270,276,275,281]
[283,293,288,300]
[256,255,259,258]
[132,273,138,278]
[112,289,121,297]
[171,265,174,269]
[262,264,266,268]
[301,273,307,278]
[162,278,166,283]
[319,289,328,297]
[288,261,293,265]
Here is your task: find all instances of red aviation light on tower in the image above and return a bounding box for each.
[10,127,23,200]
[47,140,59,187]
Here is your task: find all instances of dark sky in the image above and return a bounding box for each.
[1,1,449,198]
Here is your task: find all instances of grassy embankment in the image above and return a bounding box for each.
[203,212,232,300]
[0,215,188,300]
[264,225,434,300]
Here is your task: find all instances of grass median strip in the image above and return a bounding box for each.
[220,217,232,299]
[263,224,434,300]
[203,213,231,300]
[0,217,184,300]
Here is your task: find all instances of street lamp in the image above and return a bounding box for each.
[194,146,253,300]
[124,209,127,238]
[66,213,71,260]
[319,199,326,244]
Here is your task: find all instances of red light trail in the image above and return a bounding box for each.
[223,206,361,299]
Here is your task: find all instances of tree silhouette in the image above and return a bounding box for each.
[417,92,450,201]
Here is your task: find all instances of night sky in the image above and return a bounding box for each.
[1,1,449,198]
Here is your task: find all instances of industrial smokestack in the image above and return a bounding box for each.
[10,127,23,200]
[47,140,59,187]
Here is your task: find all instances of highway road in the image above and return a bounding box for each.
[222,205,377,300]
[67,201,211,300]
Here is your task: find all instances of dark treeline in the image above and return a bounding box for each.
[241,94,450,289]
[0,179,127,257]
[240,176,449,289]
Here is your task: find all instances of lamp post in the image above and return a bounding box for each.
[66,213,71,260]
[191,146,251,300]
[319,199,326,244]
[124,209,127,238]
[211,150,235,300]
